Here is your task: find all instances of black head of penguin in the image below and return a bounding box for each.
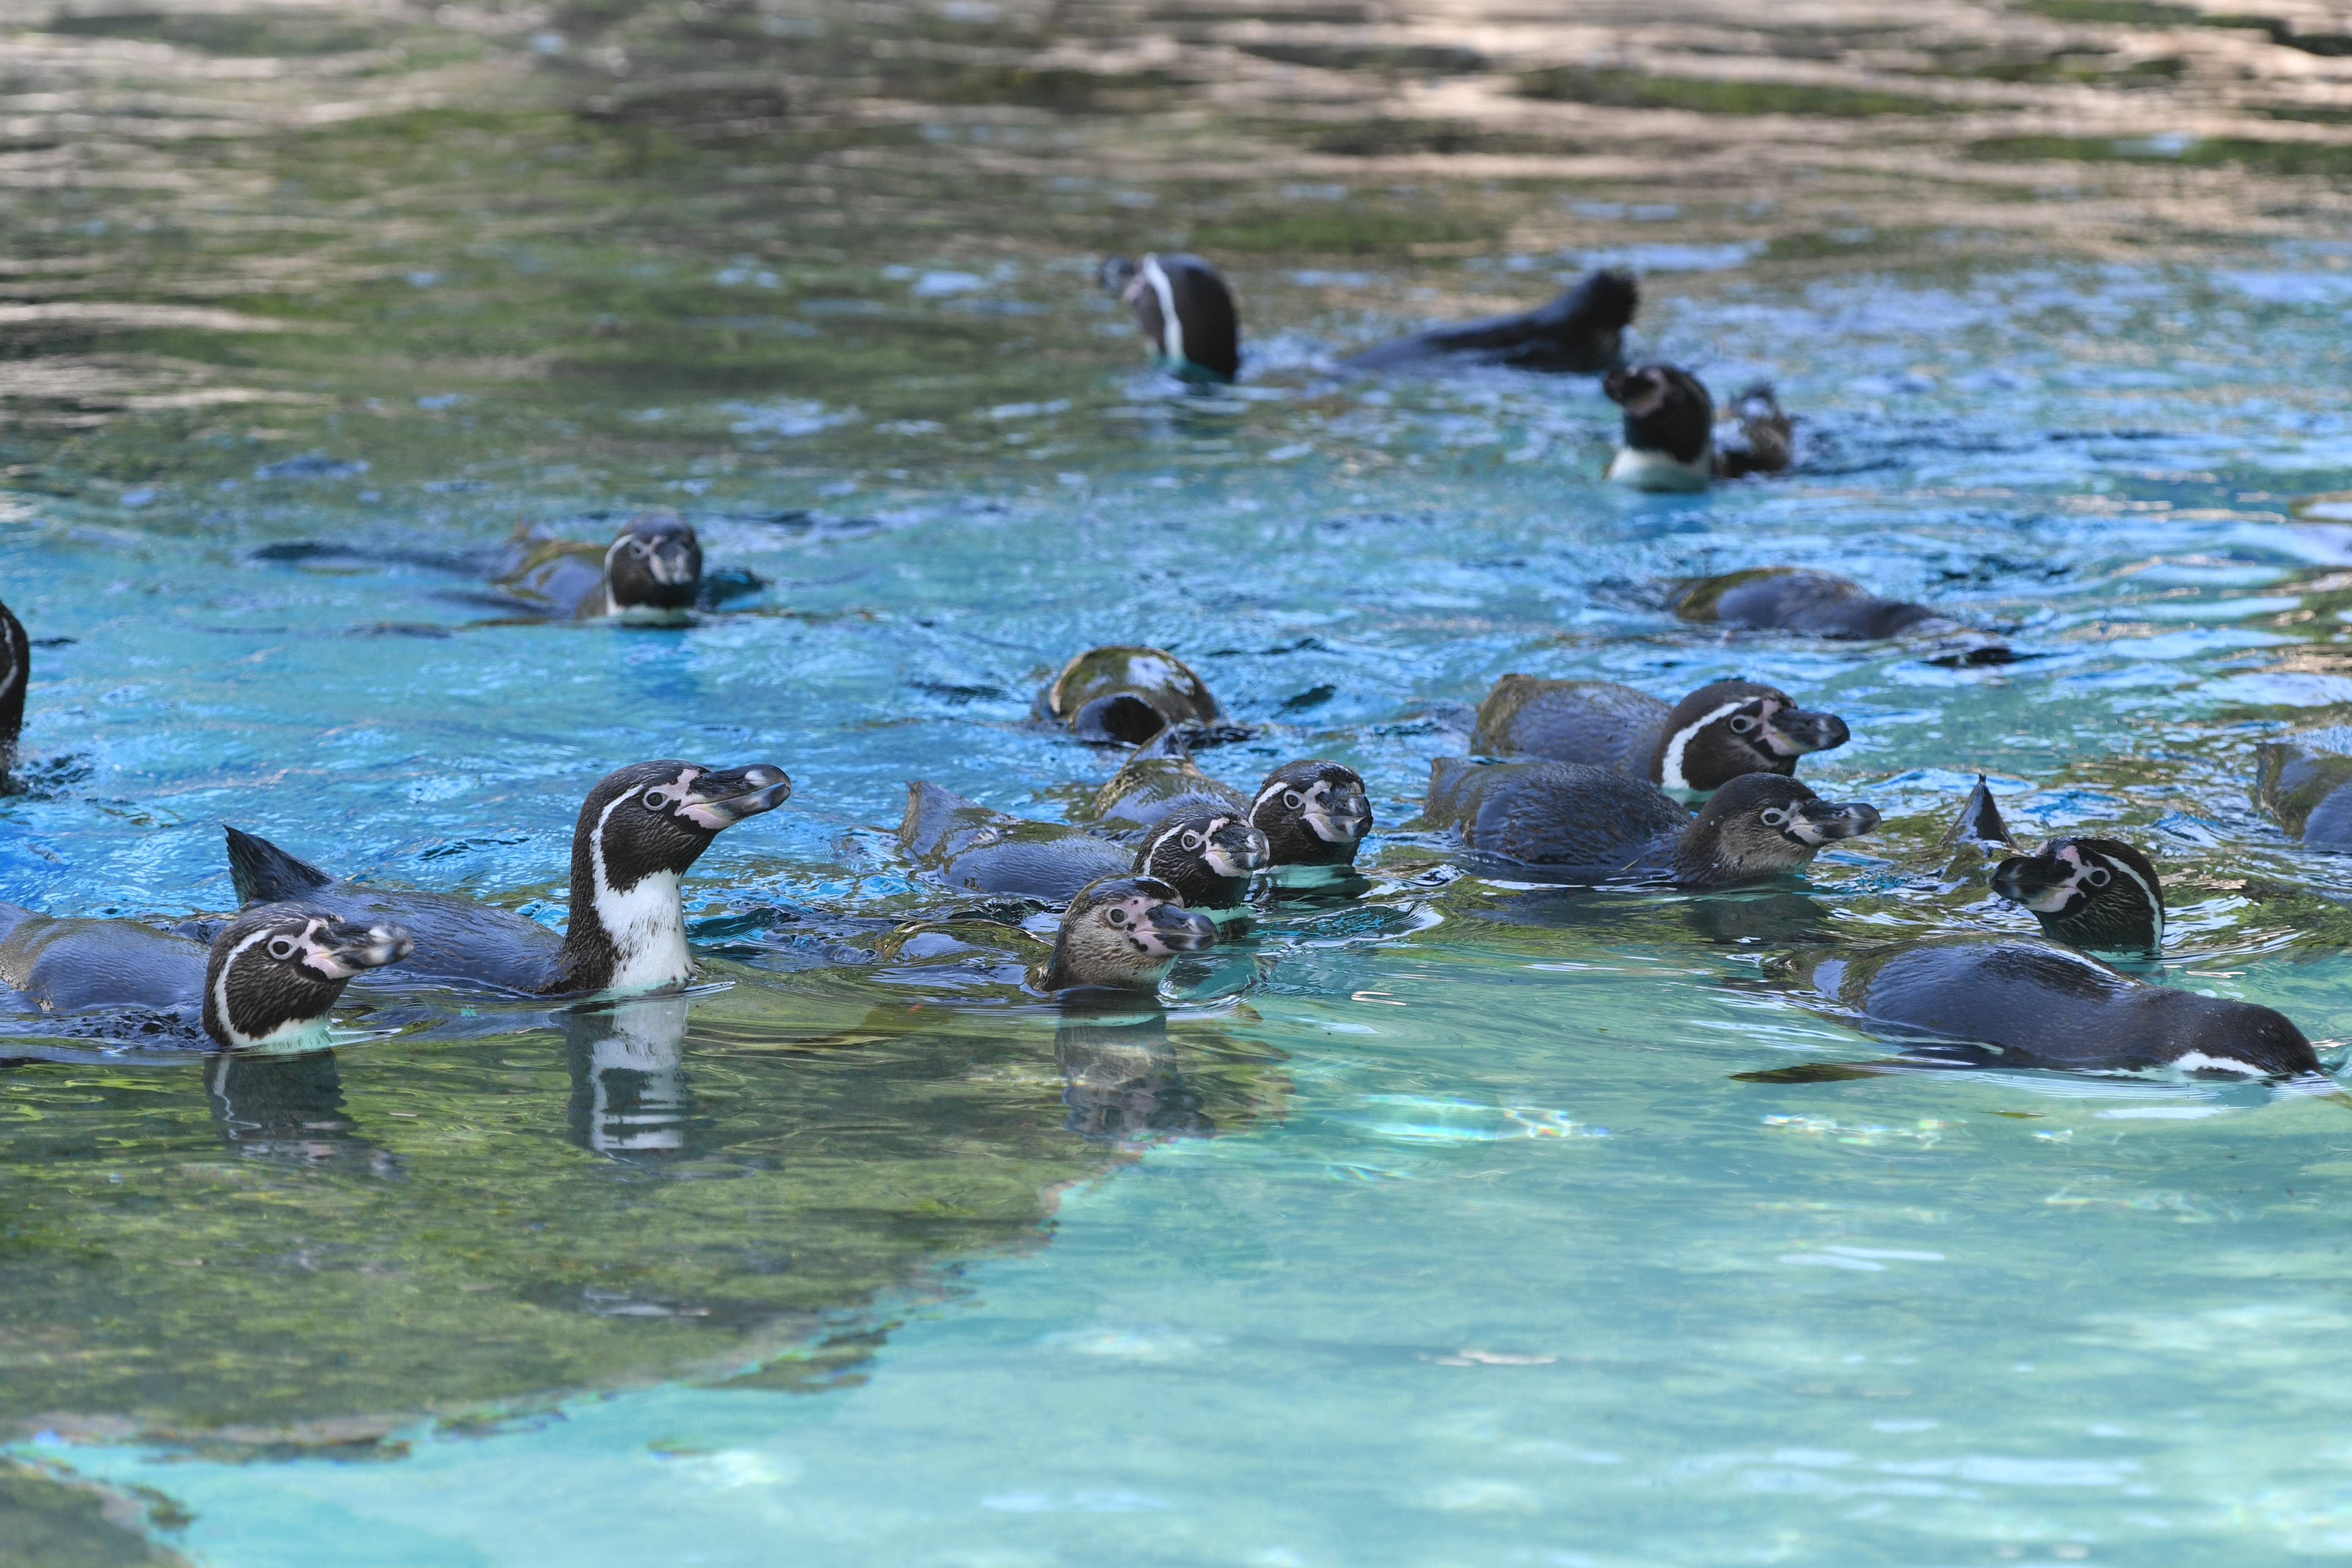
[1135,808,1269,909]
[602,514,702,615]
[201,906,413,1050]
[0,596,24,776]
[550,758,792,994]
[1250,760,1372,867]
[1603,362,1714,466]
[1525,266,1639,371]
[1650,680,1852,792]
[1991,837,2164,957]
[1673,773,1881,887]
[1108,252,1240,383]
[1043,874,1218,993]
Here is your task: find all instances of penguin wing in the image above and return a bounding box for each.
[224,825,335,905]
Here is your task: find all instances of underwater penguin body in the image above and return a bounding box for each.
[1035,645,1221,746]
[0,903,411,1049]
[1424,760,1879,885]
[1343,267,1637,374]
[1102,253,1240,382]
[898,781,1135,904]
[1470,675,1850,790]
[1602,364,1792,491]
[493,514,708,620]
[2256,730,2352,851]
[224,758,792,995]
[1669,567,2012,665]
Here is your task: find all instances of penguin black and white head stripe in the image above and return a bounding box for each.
[602,514,702,616]
[0,596,25,777]
[1672,773,1880,886]
[1602,363,1715,491]
[1042,874,1218,992]
[1104,252,1240,383]
[1250,761,1372,867]
[1136,809,1269,910]
[1990,837,2164,957]
[1651,680,1851,793]
[201,906,413,1051]
[549,759,794,995]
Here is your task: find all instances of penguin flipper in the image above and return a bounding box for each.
[223,825,335,905]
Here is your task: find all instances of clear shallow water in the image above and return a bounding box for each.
[22,2,2352,1561]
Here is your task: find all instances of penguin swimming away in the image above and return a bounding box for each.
[0,903,411,1050]
[222,758,792,995]
[1601,364,1792,491]
[0,596,25,781]
[1669,567,2013,666]
[1991,836,2165,958]
[1470,675,1850,792]
[1090,735,1373,866]
[1035,644,1221,746]
[2256,728,2352,851]
[1100,254,1240,383]
[1342,267,1637,375]
[1041,875,1220,993]
[1424,760,1880,886]
[492,514,706,620]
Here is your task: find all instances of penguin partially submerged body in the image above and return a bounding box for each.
[1469,675,1850,791]
[1424,760,1880,886]
[2256,728,2352,851]
[0,596,24,781]
[1035,645,1221,746]
[1090,739,1372,868]
[1342,267,1637,375]
[1669,567,2012,665]
[898,781,1136,904]
[223,758,792,996]
[491,514,706,620]
[0,903,411,1050]
[1101,254,1240,383]
[1601,364,1792,491]
[1991,836,2165,958]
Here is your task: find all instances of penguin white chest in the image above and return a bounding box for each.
[1605,444,1714,493]
[593,868,692,991]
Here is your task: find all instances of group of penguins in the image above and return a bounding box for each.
[3,254,2352,1092]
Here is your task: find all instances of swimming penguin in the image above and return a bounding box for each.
[492,514,706,620]
[1041,875,1220,993]
[1132,808,1270,913]
[1035,645,1221,746]
[1601,364,1792,491]
[1669,567,2012,665]
[1990,836,2165,958]
[1342,267,1637,375]
[1091,738,1373,866]
[1100,254,1241,383]
[222,758,792,995]
[2255,728,2352,851]
[0,903,412,1050]
[1469,675,1850,791]
[1424,760,1880,885]
[898,780,1136,904]
[0,596,24,780]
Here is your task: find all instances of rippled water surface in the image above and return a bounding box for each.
[21,0,2352,1561]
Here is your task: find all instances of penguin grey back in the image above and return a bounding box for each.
[1343,267,1636,374]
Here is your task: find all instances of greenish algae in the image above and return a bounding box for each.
[1516,68,1960,117]
[0,1460,191,1568]
[1975,135,2352,176]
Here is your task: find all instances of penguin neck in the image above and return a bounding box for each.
[553,797,693,996]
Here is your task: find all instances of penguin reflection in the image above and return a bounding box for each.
[1054,995,1212,1148]
[564,993,694,1160]
[205,1050,400,1176]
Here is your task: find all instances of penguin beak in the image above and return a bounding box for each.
[1786,799,1880,846]
[678,763,793,829]
[1991,852,2077,912]
[1760,708,1849,758]
[648,538,697,587]
[307,920,413,980]
[1603,367,1666,417]
[1100,255,1141,296]
[1307,787,1372,844]
[1208,824,1270,876]
[1141,902,1218,955]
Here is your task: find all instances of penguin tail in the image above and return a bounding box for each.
[223,824,333,905]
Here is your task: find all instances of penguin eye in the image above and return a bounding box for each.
[1729,713,1759,734]
[267,936,299,961]
[1760,808,1789,828]
[642,788,671,811]
[1105,906,1130,927]
[2085,866,2112,887]
[1283,791,1304,811]
[1181,832,1203,851]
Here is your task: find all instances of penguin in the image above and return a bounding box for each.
[221,758,792,995]
[1990,836,2165,958]
[0,596,25,781]
[1090,736,1373,866]
[1601,364,1793,491]
[1424,760,1881,886]
[1101,253,1241,383]
[1133,808,1270,913]
[2255,728,2352,851]
[0,903,411,1050]
[1669,567,2012,665]
[1342,267,1637,375]
[897,780,1137,904]
[493,514,707,620]
[1040,875,1219,993]
[1034,644,1221,746]
[1469,675,1850,791]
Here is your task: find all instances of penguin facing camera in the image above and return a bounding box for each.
[1601,363,1791,492]
[223,757,793,996]
[1035,644,1222,746]
[1424,760,1880,887]
[0,902,412,1051]
[1470,675,1849,792]
[1089,735,1372,868]
[1041,875,1219,994]
[1101,254,1241,383]
[492,514,728,621]
[1669,567,2014,667]
[1342,267,1637,375]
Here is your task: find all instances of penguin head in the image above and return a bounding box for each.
[1250,760,1372,866]
[1045,874,1218,992]
[1654,679,1851,791]
[1602,362,1714,465]
[570,759,793,893]
[1108,252,1240,383]
[1136,808,1269,906]
[1676,773,1880,885]
[1991,837,2164,956]
[603,515,702,614]
[201,906,413,1050]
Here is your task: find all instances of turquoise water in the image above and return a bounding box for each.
[19,3,2352,1559]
